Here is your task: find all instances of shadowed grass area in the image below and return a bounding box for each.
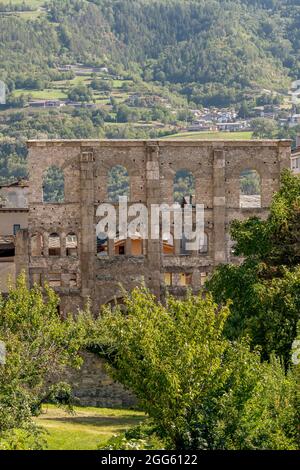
[35,404,145,450]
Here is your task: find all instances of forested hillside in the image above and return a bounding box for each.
[1,0,300,182]
[2,0,300,103]
[94,0,292,104]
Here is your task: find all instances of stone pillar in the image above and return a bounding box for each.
[108,238,115,257]
[80,150,95,304]
[213,146,226,265]
[15,229,29,286]
[125,238,132,256]
[146,142,161,297]
[174,238,181,255]
[192,269,201,289]
[60,232,66,257]
[278,141,291,173]
[43,232,49,257]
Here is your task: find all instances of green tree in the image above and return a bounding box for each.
[251,117,278,139]
[293,321,300,426]
[92,287,298,450]
[67,85,93,103]
[207,170,300,363]
[43,165,65,203]
[0,275,87,449]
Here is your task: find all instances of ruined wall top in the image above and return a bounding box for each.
[27,139,291,149]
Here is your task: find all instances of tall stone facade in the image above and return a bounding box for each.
[16,139,290,315]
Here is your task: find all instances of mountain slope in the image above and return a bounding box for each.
[1,0,300,97]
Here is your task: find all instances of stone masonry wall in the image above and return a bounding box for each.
[20,139,290,314]
[62,351,137,408]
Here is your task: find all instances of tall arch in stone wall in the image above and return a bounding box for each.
[239,169,261,208]
[43,166,65,203]
[173,169,195,204]
[107,165,130,202]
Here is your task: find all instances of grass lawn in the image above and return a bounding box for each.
[69,76,92,85]
[163,130,253,140]
[34,404,145,450]
[13,89,67,100]
[8,0,45,7]
[16,10,46,20]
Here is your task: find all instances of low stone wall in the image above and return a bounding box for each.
[63,351,137,409]
[0,261,15,293]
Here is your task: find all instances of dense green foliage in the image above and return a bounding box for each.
[0,275,87,450]
[0,138,27,183]
[93,0,300,104]
[91,287,299,450]
[43,165,65,203]
[240,169,260,195]
[207,170,300,364]
[1,0,300,106]
[107,165,129,202]
[173,169,195,203]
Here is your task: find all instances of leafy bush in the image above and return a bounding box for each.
[0,275,87,449]
[92,287,299,450]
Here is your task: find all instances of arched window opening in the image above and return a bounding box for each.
[0,240,15,259]
[32,272,42,286]
[69,273,77,287]
[49,233,61,257]
[164,272,173,286]
[115,238,126,256]
[31,233,43,257]
[199,232,208,254]
[180,233,191,255]
[163,233,174,255]
[240,169,261,208]
[66,233,78,257]
[226,233,236,259]
[108,165,129,202]
[48,273,62,288]
[97,233,108,257]
[43,166,65,203]
[107,297,127,313]
[174,169,195,204]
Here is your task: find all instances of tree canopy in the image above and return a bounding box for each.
[90,287,299,450]
[207,170,300,363]
[0,275,87,449]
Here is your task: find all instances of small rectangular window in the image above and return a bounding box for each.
[164,273,172,286]
[200,272,207,286]
[179,273,192,286]
[115,242,126,255]
[69,273,77,287]
[48,273,62,287]
[13,224,21,235]
[32,273,42,286]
